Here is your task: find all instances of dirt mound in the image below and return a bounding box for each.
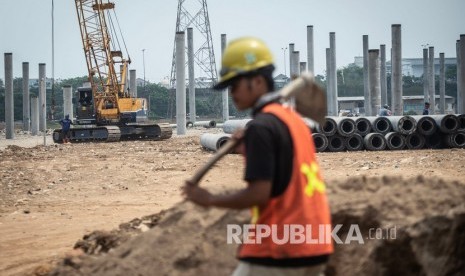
[49,175,465,276]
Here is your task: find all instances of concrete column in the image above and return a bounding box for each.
[5,53,14,139]
[31,96,39,135]
[391,24,403,115]
[291,51,300,79]
[307,25,314,73]
[457,41,462,113]
[330,32,338,116]
[423,48,429,102]
[63,85,73,119]
[38,63,46,132]
[439,53,445,114]
[369,50,381,116]
[175,31,186,135]
[289,43,295,78]
[187,28,196,123]
[363,35,369,115]
[380,45,387,107]
[221,33,228,122]
[459,35,465,115]
[326,48,331,116]
[22,62,30,131]
[129,69,137,97]
[428,46,435,113]
[300,62,307,74]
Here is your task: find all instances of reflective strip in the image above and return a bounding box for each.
[301,162,326,197]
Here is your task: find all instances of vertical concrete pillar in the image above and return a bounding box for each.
[423,48,429,102]
[459,35,465,115]
[289,43,295,78]
[291,51,300,79]
[31,96,39,136]
[326,48,331,116]
[428,46,435,113]
[5,53,14,139]
[221,33,228,122]
[369,50,381,116]
[307,25,314,73]
[63,85,73,119]
[439,53,445,114]
[380,45,387,107]
[175,31,186,135]
[22,62,30,131]
[330,32,338,116]
[391,24,403,115]
[363,35,369,115]
[129,69,137,98]
[457,41,462,113]
[300,62,307,74]
[187,28,196,123]
[38,63,46,132]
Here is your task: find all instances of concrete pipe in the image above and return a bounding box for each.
[456,114,465,131]
[353,117,371,136]
[194,120,217,128]
[444,132,465,148]
[317,117,337,136]
[223,119,251,134]
[312,133,329,152]
[365,116,392,134]
[200,133,231,151]
[328,135,346,152]
[386,115,417,135]
[411,115,437,136]
[425,131,443,149]
[430,115,459,133]
[330,116,356,137]
[186,121,194,128]
[385,132,406,150]
[345,133,364,151]
[364,133,387,151]
[405,133,426,150]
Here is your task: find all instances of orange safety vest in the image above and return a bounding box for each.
[238,103,334,259]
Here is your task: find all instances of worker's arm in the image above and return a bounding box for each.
[183,179,271,209]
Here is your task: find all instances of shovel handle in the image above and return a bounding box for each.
[189,137,241,186]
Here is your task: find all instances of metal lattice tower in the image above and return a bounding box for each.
[168,0,218,118]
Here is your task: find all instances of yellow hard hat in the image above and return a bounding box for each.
[213,37,274,90]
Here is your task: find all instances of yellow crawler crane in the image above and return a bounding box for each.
[53,0,172,143]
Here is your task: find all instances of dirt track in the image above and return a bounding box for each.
[1,129,465,275]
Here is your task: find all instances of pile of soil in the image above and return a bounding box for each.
[49,175,465,276]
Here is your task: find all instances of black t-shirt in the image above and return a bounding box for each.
[244,112,293,197]
[240,110,329,267]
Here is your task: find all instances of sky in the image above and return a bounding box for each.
[0,0,464,84]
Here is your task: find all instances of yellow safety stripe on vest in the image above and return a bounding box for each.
[301,162,326,197]
[251,205,260,224]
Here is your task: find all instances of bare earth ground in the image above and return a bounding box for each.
[0,128,464,276]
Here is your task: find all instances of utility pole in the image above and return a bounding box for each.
[142,49,146,94]
[281,47,287,76]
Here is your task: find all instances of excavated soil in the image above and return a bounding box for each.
[1,129,465,275]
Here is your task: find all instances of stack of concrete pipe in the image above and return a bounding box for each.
[311,114,465,152]
[200,115,465,153]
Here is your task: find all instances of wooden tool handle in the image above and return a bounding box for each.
[189,137,241,186]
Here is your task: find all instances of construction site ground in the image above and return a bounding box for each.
[1,128,464,275]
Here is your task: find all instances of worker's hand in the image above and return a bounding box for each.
[182,181,213,207]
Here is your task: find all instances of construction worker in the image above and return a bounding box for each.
[423,102,430,115]
[183,37,333,276]
[59,114,73,144]
[379,104,392,116]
